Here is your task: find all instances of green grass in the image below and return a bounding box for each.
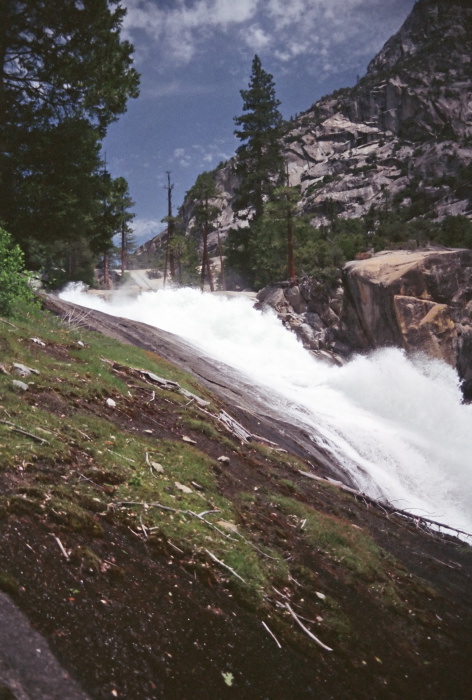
[0,303,437,653]
[0,306,291,601]
[270,494,394,581]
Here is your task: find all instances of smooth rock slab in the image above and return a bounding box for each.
[0,592,90,699]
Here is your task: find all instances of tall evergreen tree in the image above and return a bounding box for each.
[0,0,139,280]
[232,55,284,221]
[227,55,284,285]
[187,172,220,291]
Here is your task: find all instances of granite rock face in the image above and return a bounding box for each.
[258,249,472,397]
[256,278,346,365]
[175,1,471,254]
[339,249,472,397]
[138,0,471,265]
[283,0,472,227]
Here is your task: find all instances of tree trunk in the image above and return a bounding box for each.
[217,228,225,291]
[287,205,295,281]
[104,253,110,289]
[166,172,175,280]
[201,229,208,291]
[121,221,126,274]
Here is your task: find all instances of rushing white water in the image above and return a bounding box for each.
[61,284,472,536]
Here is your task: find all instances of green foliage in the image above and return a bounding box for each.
[232,55,284,224]
[168,232,200,286]
[272,494,392,581]
[187,172,220,289]
[187,172,220,226]
[227,188,366,288]
[432,215,472,248]
[0,1,139,284]
[0,228,38,316]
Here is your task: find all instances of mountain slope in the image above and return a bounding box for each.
[137,0,471,266]
[285,0,472,226]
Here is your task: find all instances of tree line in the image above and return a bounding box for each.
[1,3,469,295]
[0,0,139,287]
[185,55,472,292]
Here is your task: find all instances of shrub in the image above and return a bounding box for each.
[0,227,37,316]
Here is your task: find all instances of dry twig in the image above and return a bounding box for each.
[262,621,282,649]
[0,317,17,329]
[204,549,246,583]
[285,603,333,652]
[52,535,70,560]
[0,420,49,445]
[106,449,136,464]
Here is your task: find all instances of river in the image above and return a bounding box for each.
[60,284,472,536]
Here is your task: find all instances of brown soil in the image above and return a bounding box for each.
[0,297,471,699]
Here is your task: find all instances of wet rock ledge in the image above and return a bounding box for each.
[257,248,472,398]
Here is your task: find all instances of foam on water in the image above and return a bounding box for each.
[61,284,472,535]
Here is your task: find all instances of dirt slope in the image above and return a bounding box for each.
[0,296,470,699]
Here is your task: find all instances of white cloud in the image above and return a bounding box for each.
[124,0,260,64]
[130,217,161,245]
[169,139,231,170]
[173,147,192,167]
[244,25,271,52]
[144,80,214,98]
[122,0,414,82]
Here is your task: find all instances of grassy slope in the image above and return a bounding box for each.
[0,304,471,699]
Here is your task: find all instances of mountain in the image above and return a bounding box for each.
[284,0,472,227]
[138,0,471,265]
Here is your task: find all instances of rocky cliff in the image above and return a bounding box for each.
[142,0,471,260]
[258,247,472,399]
[284,0,472,227]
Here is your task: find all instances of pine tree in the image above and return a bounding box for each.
[0,1,139,280]
[233,55,284,221]
[227,55,284,285]
[187,172,220,291]
[246,186,313,289]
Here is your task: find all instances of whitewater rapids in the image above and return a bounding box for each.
[60,284,472,537]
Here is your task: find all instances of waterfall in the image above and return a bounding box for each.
[60,284,472,536]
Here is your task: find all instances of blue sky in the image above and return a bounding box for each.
[104,0,416,246]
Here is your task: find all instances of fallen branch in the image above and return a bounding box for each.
[167,540,184,554]
[299,471,359,495]
[106,449,136,464]
[105,360,210,406]
[115,500,177,513]
[262,621,282,649]
[285,603,333,652]
[0,420,49,445]
[0,317,17,329]
[205,549,246,583]
[61,307,92,331]
[196,509,220,518]
[113,501,278,559]
[218,410,253,443]
[139,515,149,539]
[252,434,284,449]
[74,427,91,441]
[52,535,70,560]
[299,471,472,540]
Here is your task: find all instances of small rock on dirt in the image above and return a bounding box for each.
[175,482,192,494]
[12,380,29,391]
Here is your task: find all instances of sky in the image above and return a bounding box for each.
[104,0,417,247]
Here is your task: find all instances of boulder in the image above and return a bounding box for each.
[339,248,472,394]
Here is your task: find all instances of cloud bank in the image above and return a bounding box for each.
[123,0,414,80]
